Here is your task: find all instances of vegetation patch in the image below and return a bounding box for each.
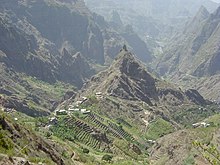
[145,118,174,140]
[172,105,218,127]
[183,154,195,165]
[0,131,14,154]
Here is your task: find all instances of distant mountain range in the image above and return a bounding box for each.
[85,0,219,38]
[0,1,220,164]
[156,6,220,101]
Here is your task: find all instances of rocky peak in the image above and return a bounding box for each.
[212,5,220,18]
[196,5,210,19]
[80,49,157,104]
[111,50,155,84]
[81,48,208,106]
[184,5,210,34]
[110,10,123,26]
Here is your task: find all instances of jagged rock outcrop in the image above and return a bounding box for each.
[185,89,207,105]
[0,0,96,87]
[81,49,208,106]
[93,12,153,64]
[121,25,152,62]
[1,96,49,117]
[82,50,156,105]
[58,50,95,87]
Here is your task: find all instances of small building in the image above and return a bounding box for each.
[68,108,80,111]
[4,108,14,113]
[95,92,102,96]
[75,101,83,106]
[81,109,87,113]
[147,140,156,144]
[80,109,91,114]
[192,123,200,128]
[200,122,210,128]
[82,97,87,101]
[69,105,74,108]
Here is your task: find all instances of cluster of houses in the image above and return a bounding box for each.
[55,108,91,116]
[55,92,104,116]
[55,96,92,116]
[68,107,91,114]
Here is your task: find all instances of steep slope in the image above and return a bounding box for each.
[156,6,220,100]
[0,111,75,165]
[0,0,96,86]
[149,113,220,165]
[0,0,97,116]
[82,48,208,107]
[156,6,211,75]
[0,0,153,118]
[53,48,219,164]
[67,49,216,139]
[93,12,153,64]
[40,48,217,165]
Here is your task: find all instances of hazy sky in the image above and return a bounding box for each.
[211,0,220,3]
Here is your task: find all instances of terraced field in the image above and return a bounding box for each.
[51,112,136,152]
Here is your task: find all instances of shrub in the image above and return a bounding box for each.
[102,154,113,162]
[0,132,14,152]
[82,148,89,154]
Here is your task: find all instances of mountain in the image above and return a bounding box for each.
[149,121,220,165]
[85,0,219,38]
[0,0,97,84]
[0,0,152,82]
[0,47,219,164]
[0,1,95,116]
[0,0,153,116]
[156,6,220,100]
[81,48,208,107]
[70,49,214,137]
[54,49,219,164]
[92,12,153,64]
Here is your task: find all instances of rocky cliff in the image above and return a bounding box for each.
[81,49,208,107]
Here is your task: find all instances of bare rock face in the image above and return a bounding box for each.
[1,97,49,117]
[81,49,207,106]
[0,0,100,88]
[107,52,156,104]
[156,6,220,77]
[58,50,95,88]
[185,89,207,105]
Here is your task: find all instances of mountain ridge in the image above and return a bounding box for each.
[80,49,208,108]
